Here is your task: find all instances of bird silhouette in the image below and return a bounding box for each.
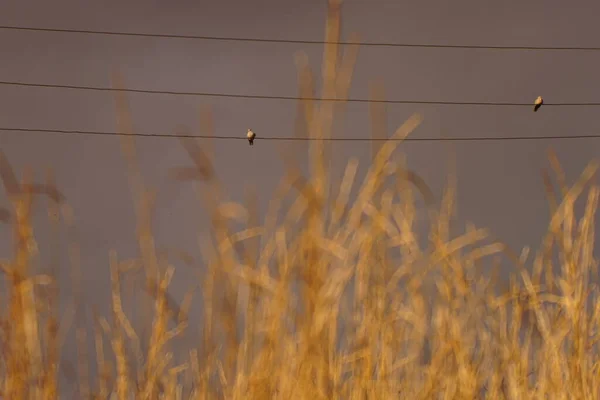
[534,96,543,112]
[247,129,256,146]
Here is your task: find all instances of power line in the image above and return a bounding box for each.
[1,80,597,107]
[2,127,600,142]
[1,25,599,52]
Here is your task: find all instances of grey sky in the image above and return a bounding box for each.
[1,0,600,392]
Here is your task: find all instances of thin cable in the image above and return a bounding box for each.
[2,127,600,142]
[1,25,600,51]
[1,80,597,106]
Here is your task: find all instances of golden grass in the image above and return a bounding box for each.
[2,1,600,398]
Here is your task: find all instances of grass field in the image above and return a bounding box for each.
[2,1,600,398]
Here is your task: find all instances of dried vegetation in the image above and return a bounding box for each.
[1,1,600,398]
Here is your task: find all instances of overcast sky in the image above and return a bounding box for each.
[1,0,600,392]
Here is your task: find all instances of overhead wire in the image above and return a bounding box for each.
[2,24,599,143]
[0,80,597,107]
[1,25,600,52]
[2,127,600,142]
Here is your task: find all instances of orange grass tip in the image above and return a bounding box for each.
[247,129,256,146]
[534,96,543,112]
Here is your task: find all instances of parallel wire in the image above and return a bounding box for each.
[2,127,600,142]
[2,25,600,51]
[2,26,599,143]
[1,80,598,106]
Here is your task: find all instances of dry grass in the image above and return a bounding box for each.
[2,1,600,398]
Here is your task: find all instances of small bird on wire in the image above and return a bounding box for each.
[533,96,543,112]
[247,129,256,146]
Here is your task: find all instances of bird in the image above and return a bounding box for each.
[533,96,543,112]
[247,129,256,146]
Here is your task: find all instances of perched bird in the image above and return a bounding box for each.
[533,96,543,112]
[247,129,256,146]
